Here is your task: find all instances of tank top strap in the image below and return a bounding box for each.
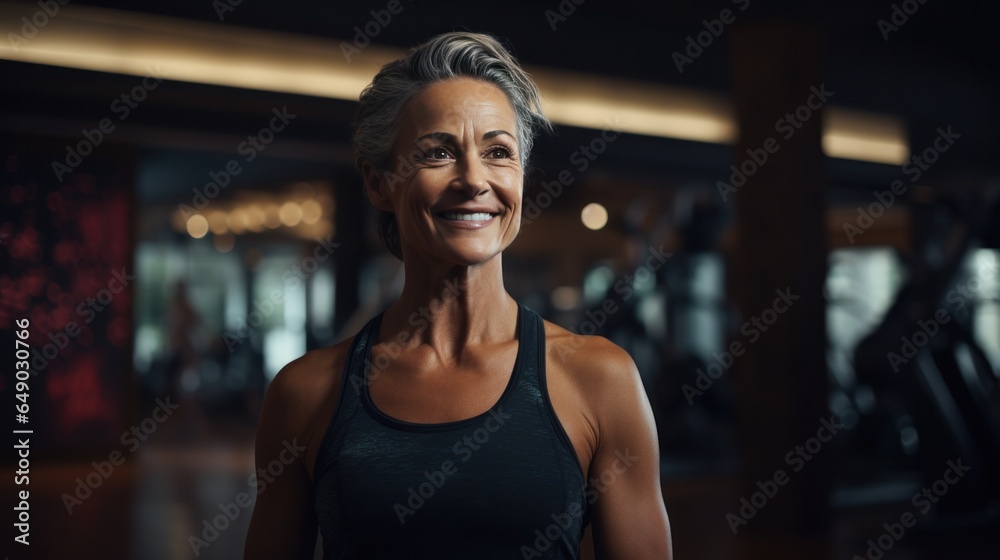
[517,303,544,388]
[343,309,385,404]
[314,310,384,483]
[321,309,385,443]
[524,303,590,488]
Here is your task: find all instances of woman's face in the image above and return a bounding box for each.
[369,77,524,267]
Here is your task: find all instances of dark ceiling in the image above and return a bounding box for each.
[2,0,996,202]
[61,0,994,95]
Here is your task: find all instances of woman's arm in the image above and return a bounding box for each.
[582,339,672,559]
[244,353,333,559]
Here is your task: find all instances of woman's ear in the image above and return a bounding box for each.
[362,160,395,212]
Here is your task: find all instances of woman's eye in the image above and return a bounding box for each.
[427,147,451,160]
[488,146,512,159]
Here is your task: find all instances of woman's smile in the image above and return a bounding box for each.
[434,205,503,228]
[436,213,497,227]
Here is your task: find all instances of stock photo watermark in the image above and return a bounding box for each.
[726,415,847,533]
[212,0,242,21]
[351,276,466,394]
[340,0,413,62]
[521,448,638,558]
[683,287,799,404]
[222,235,339,352]
[393,407,511,524]
[29,268,134,375]
[379,81,524,194]
[51,65,168,182]
[60,396,180,514]
[523,119,623,226]
[189,438,306,556]
[852,457,969,559]
[551,244,672,362]
[886,255,997,371]
[6,0,70,53]
[842,125,960,244]
[672,0,751,73]
[178,106,296,219]
[717,83,834,201]
[544,0,587,31]
[877,0,930,41]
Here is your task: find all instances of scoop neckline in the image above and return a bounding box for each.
[360,303,525,433]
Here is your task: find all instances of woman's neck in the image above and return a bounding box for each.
[379,253,518,359]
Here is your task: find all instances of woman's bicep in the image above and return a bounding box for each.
[244,365,321,559]
[584,341,672,560]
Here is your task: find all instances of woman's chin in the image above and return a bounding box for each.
[429,241,505,267]
[401,231,515,267]
[447,249,501,267]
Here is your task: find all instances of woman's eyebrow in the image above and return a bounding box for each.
[415,131,454,143]
[483,130,515,141]
[413,130,515,143]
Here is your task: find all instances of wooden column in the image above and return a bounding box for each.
[727,20,831,557]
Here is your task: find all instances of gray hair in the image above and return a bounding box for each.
[353,31,552,260]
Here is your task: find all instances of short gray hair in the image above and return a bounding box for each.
[353,31,552,260]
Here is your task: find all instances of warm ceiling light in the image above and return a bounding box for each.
[245,205,266,232]
[279,201,303,227]
[0,4,909,165]
[186,214,209,238]
[207,210,228,234]
[228,208,248,234]
[0,4,393,101]
[264,204,281,229]
[823,107,909,165]
[580,203,609,231]
[301,199,323,225]
[535,71,736,145]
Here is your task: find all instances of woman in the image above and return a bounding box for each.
[245,32,671,559]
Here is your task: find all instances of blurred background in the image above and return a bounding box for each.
[2,0,999,558]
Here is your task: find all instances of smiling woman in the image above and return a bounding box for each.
[244,32,672,560]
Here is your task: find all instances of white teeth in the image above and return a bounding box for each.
[441,212,493,221]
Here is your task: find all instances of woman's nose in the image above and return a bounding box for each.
[452,156,489,196]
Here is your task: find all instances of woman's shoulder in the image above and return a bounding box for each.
[540,318,650,460]
[258,336,356,438]
[541,318,642,395]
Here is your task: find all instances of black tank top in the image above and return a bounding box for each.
[313,303,590,559]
